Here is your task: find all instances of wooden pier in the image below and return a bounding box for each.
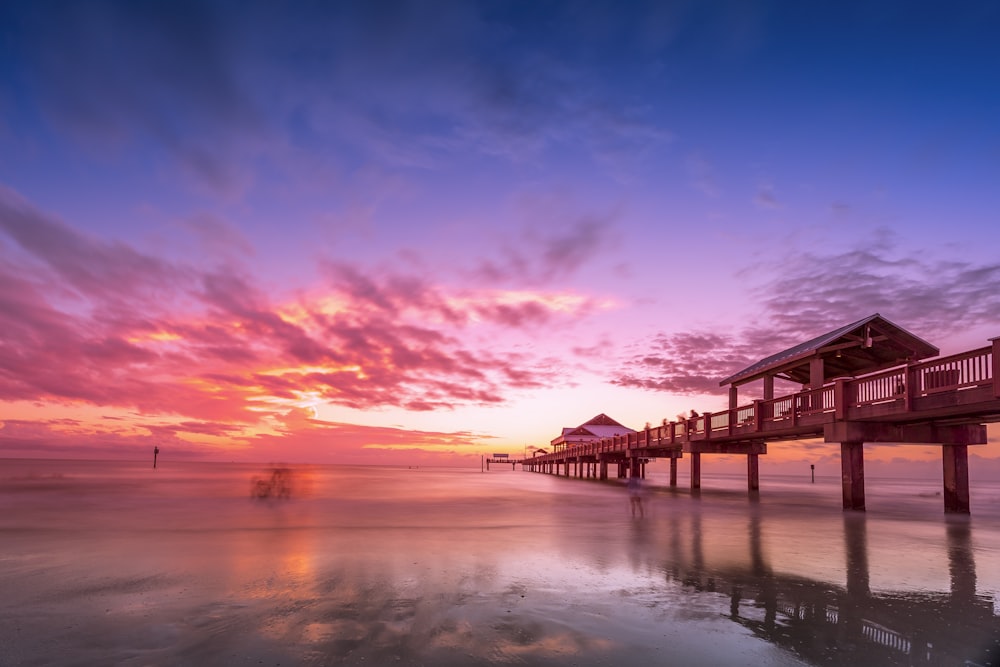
[518,315,1000,514]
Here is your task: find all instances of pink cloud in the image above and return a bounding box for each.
[611,235,1000,396]
[0,188,593,439]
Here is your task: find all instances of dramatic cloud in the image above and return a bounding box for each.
[0,189,597,436]
[612,238,1000,397]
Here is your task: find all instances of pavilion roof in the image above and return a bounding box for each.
[718,314,939,387]
[551,413,635,445]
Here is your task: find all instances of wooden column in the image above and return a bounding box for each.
[747,453,759,491]
[691,452,701,489]
[841,442,866,511]
[942,445,970,514]
[669,455,678,487]
[599,461,607,480]
[992,337,1000,398]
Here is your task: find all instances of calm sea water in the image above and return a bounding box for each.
[1,458,998,666]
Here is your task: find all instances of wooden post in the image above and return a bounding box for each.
[669,454,678,487]
[808,357,824,412]
[691,452,701,489]
[747,453,759,491]
[841,442,866,511]
[942,445,971,514]
[599,461,608,480]
[763,375,774,401]
[992,337,1000,398]
[834,379,848,420]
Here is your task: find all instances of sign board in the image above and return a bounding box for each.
[492,453,509,459]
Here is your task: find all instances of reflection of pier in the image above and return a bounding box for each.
[522,315,1000,513]
[647,510,997,666]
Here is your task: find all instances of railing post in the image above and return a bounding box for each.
[704,411,712,440]
[992,337,1000,399]
[753,399,763,432]
[834,379,848,420]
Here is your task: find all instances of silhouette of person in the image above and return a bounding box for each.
[153,446,159,469]
[627,475,644,518]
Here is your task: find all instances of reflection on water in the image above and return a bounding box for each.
[1,460,998,666]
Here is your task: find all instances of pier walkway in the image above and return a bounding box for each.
[519,315,1000,513]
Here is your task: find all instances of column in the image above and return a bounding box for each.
[841,441,865,511]
[747,453,759,491]
[669,455,678,487]
[942,445,970,514]
[599,461,608,480]
[691,452,701,489]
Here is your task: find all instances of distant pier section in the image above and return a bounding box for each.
[507,315,1000,514]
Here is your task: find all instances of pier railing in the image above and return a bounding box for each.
[533,343,996,462]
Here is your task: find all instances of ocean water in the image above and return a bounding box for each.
[1,458,998,666]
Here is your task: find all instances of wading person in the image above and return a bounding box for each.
[627,475,644,518]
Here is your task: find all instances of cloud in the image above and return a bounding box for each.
[753,184,781,209]
[179,213,255,259]
[5,1,265,198]
[612,235,1000,396]
[471,210,621,286]
[0,413,493,464]
[0,188,593,432]
[685,152,720,197]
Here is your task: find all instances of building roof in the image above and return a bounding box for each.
[719,314,939,387]
[551,413,635,445]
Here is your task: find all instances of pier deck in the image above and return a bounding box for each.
[521,332,1000,514]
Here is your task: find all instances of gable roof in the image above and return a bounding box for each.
[551,413,636,445]
[719,314,939,387]
[582,413,629,428]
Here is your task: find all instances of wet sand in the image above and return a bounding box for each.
[1,460,998,666]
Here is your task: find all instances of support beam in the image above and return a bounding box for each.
[747,453,759,491]
[599,461,608,480]
[669,455,678,487]
[841,441,866,511]
[825,422,987,446]
[686,441,767,455]
[691,452,701,489]
[942,445,970,514]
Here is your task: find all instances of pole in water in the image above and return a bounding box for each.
[153,446,159,469]
[810,463,815,483]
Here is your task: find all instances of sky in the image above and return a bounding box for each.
[1,1,999,473]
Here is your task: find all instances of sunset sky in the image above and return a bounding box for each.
[1,2,998,472]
